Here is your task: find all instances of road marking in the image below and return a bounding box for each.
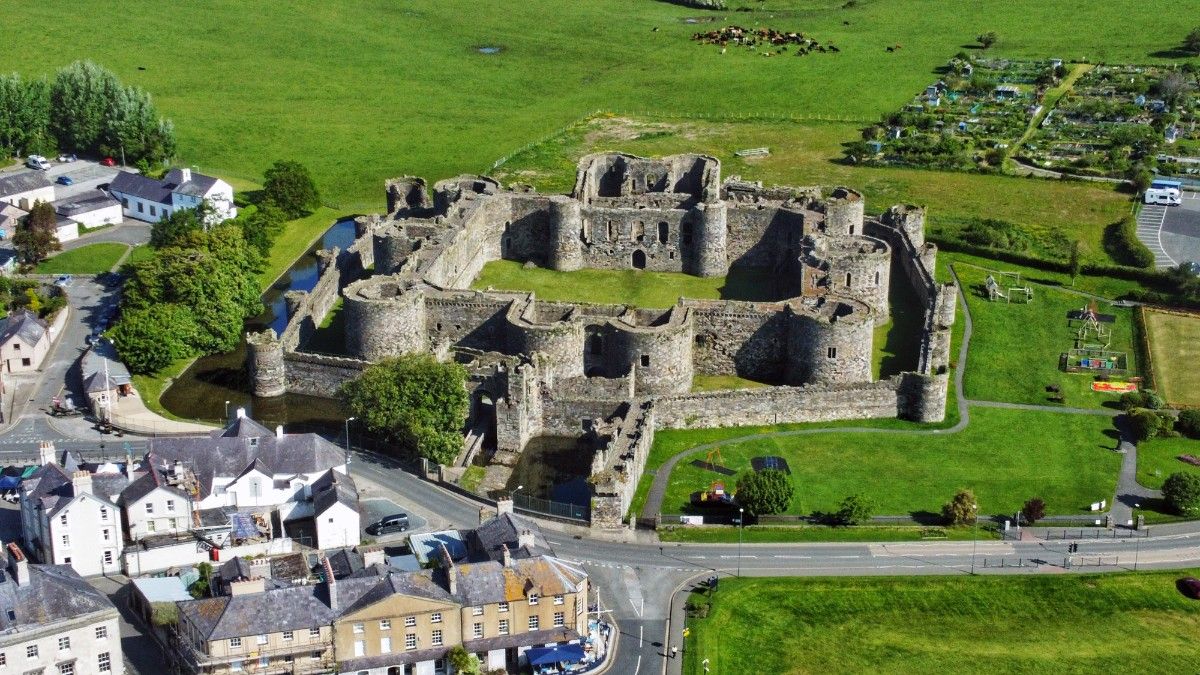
[719,554,758,559]
[639,625,643,648]
[1134,204,1176,268]
[772,555,812,559]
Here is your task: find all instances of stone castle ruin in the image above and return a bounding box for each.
[246,153,957,527]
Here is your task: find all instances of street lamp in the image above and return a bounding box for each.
[970,503,979,575]
[344,417,355,473]
[224,400,230,421]
[737,507,745,578]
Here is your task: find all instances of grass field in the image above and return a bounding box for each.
[1142,308,1200,407]
[0,1,1187,216]
[658,524,996,543]
[35,243,128,274]
[657,407,1120,517]
[683,572,1200,674]
[1137,437,1200,490]
[953,263,1138,408]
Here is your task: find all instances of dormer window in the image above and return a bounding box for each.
[528,593,539,606]
[249,438,258,447]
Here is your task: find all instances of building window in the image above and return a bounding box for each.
[529,616,539,631]
[310,651,323,660]
[249,479,261,498]
[256,634,267,645]
[875,270,881,286]
[405,634,417,650]
[146,503,154,514]
[498,619,509,635]
[147,521,156,533]
[640,355,650,367]
[472,606,483,616]
[59,662,74,675]
[61,534,70,548]
[136,202,143,213]
[98,652,111,672]
[431,630,443,647]
[554,594,564,605]
[380,637,391,653]
[96,626,108,640]
[258,656,269,668]
[845,272,852,287]
[430,612,442,624]
[353,623,364,634]
[353,640,365,657]
[528,593,539,606]
[0,652,5,666]
[282,631,293,641]
[473,622,483,639]
[27,644,38,659]
[498,602,509,613]
[404,616,416,628]
[20,358,29,367]
[309,628,321,639]
[229,637,242,649]
[658,221,669,244]
[149,205,157,217]
[100,507,108,521]
[104,550,113,565]
[102,529,111,541]
[167,500,175,512]
[827,347,837,359]
[380,619,390,630]
[554,612,565,627]
[59,513,67,526]
[120,198,128,208]
[231,660,243,672]
[11,343,18,351]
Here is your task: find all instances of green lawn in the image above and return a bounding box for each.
[954,263,1138,408]
[260,207,340,288]
[124,245,156,266]
[36,243,128,274]
[659,524,995,543]
[1137,437,1200,490]
[1142,308,1200,407]
[657,407,1120,517]
[683,572,1200,674]
[690,375,769,393]
[0,1,1184,215]
[131,356,198,422]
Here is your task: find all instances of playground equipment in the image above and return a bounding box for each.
[691,480,735,507]
[984,272,1033,303]
[1068,301,1114,350]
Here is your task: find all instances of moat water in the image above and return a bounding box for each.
[504,435,594,508]
[159,218,358,428]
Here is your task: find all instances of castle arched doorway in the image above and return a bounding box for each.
[469,389,497,452]
[632,250,647,269]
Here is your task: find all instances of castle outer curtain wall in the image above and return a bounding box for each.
[248,152,957,526]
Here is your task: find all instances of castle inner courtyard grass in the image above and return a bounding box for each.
[683,572,1200,674]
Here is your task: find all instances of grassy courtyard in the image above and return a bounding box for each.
[656,407,1120,517]
[683,572,1200,674]
[1142,308,1200,407]
[35,243,129,275]
[953,262,1139,408]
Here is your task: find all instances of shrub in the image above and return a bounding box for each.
[1103,217,1155,269]
[1021,497,1046,524]
[1119,389,1164,411]
[1177,410,1200,439]
[836,493,876,525]
[1129,408,1164,441]
[734,469,793,516]
[1163,472,1200,516]
[942,489,978,526]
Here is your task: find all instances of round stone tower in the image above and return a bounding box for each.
[343,277,427,361]
[825,187,866,237]
[689,201,728,278]
[785,297,874,385]
[609,306,694,396]
[246,329,286,398]
[504,301,586,380]
[372,224,412,276]
[883,204,926,249]
[547,195,584,272]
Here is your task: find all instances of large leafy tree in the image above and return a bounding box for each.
[237,202,286,258]
[836,493,876,525]
[1163,472,1200,516]
[0,74,53,157]
[263,160,321,218]
[150,204,208,249]
[13,201,61,264]
[942,488,978,526]
[50,60,117,153]
[339,355,469,465]
[107,305,197,374]
[735,469,793,516]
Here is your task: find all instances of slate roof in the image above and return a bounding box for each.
[0,546,117,638]
[54,189,120,217]
[148,417,346,497]
[179,582,346,640]
[312,469,358,516]
[163,168,219,198]
[466,512,553,562]
[81,339,133,394]
[0,171,52,198]
[0,309,48,348]
[109,171,172,204]
[453,557,587,607]
[118,454,189,506]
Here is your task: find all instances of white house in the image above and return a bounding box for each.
[54,190,122,230]
[108,167,237,225]
[0,171,55,211]
[310,469,362,552]
[118,453,195,542]
[0,542,123,675]
[19,443,125,577]
[0,308,51,373]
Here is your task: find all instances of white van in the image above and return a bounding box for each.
[25,155,50,171]
[1145,187,1182,206]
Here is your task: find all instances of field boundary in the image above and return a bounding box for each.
[1139,304,1200,408]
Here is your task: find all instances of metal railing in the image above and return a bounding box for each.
[513,492,589,523]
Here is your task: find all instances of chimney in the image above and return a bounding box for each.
[38,441,56,466]
[179,167,191,183]
[496,497,513,516]
[321,556,338,611]
[236,407,247,419]
[501,543,511,568]
[229,577,266,596]
[71,470,93,496]
[479,506,489,525]
[7,542,29,586]
[360,546,385,568]
[275,425,284,439]
[438,543,457,594]
[517,529,535,551]
[125,450,135,483]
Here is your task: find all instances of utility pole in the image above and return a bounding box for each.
[737,507,744,578]
[344,417,355,475]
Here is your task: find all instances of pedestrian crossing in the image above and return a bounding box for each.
[1134,204,1176,268]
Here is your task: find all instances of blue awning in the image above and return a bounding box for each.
[0,475,19,489]
[527,644,585,666]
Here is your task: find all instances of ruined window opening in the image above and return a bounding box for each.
[874,270,881,286]
[669,251,675,260]
[827,347,837,359]
[632,250,647,269]
[502,237,510,255]
[658,222,669,244]
[645,176,654,190]
[632,221,644,240]
[641,355,650,367]
[607,221,614,240]
[848,224,856,235]
[589,335,603,355]
[682,222,693,246]
[436,323,443,331]
[845,272,852,287]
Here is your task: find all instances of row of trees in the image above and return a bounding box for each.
[0,61,175,164]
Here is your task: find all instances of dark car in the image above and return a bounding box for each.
[100,157,116,167]
[1178,577,1200,600]
[56,175,74,186]
[366,513,410,535]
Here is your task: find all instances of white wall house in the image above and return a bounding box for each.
[0,309,50,373]
[55,190,123,230]
[20,443,125,577]
[108,167,237,225]
[119,458,194,542]
[0,171,55,211]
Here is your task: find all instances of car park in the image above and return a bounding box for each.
[366,513,410,535]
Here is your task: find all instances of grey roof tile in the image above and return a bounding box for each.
[0,171,52,198]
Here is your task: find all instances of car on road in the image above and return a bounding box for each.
[366,513,410,535]
[100,157,116,167]
[56,153,77,163]
[56,175,74,186]
[26,155,50,170]
[54,275,72,287]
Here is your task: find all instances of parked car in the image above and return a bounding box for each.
[56,175,74,186]
[1178,577,1200,600]
[100,157,116,167]
[56,153,77,163]
[366,513,410,535]
[54,274,72,287]
[26,155,50,170]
